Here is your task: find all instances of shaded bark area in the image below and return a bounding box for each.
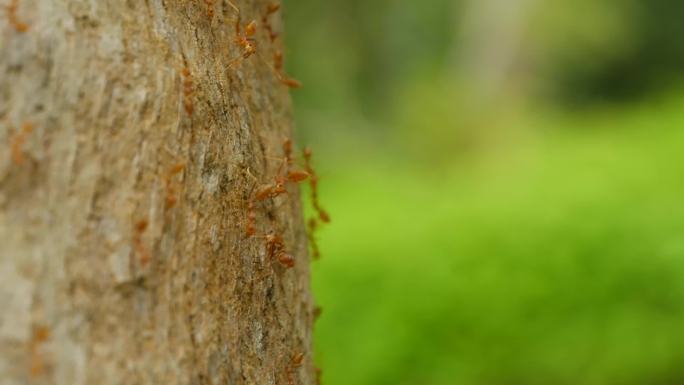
[0,1,315,384]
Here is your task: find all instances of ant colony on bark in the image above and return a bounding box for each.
[180,2,302,119]
[245,138,331,269]
[246,139,314,270]
[176,3,324,267]
[221,1,301,87]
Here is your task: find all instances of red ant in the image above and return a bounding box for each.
[307,218,321,259]
[251,139,309,202]
[287,170,309,182]
[265,233,294,268]
[6,0,28,32]
[281,138,310,181]
[283,137,294,165]
[252,173,307,201]
[181,67,194,115]
[204,0,214,19]
[245,141,327,262]
[261,2,281,42]
[285,352,305,385]
[301,147,329,259]
[132,218,151,267]
[227,1,257,68]
[164,162,185,209]
[303,147,330,223]
[245,139,311,273]
[256,2,302,88]
[291,352,304,367]
[245,199,257,236]
[273,50,302,88]
[313,305,322,322]
[244,172,287,239]
[29,325,49,377]
[10,122,33,165]
[223,2,301,87]
[254,175,288,201]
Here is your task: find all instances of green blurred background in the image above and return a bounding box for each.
[281,0,684,384]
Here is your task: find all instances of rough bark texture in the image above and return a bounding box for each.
[0,1,315,384]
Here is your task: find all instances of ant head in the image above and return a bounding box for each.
[245,20,257,36]
[243,42,257,57]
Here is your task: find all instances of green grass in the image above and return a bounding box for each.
[308,98,684,385]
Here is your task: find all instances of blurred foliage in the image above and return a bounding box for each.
[306,97,684,385]
[281,0,684,384]
[284,0,684,130]
[537,0,684,103]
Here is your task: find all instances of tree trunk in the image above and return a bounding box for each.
[0,1,315,384]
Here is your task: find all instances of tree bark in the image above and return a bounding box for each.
[0,1,315,384]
